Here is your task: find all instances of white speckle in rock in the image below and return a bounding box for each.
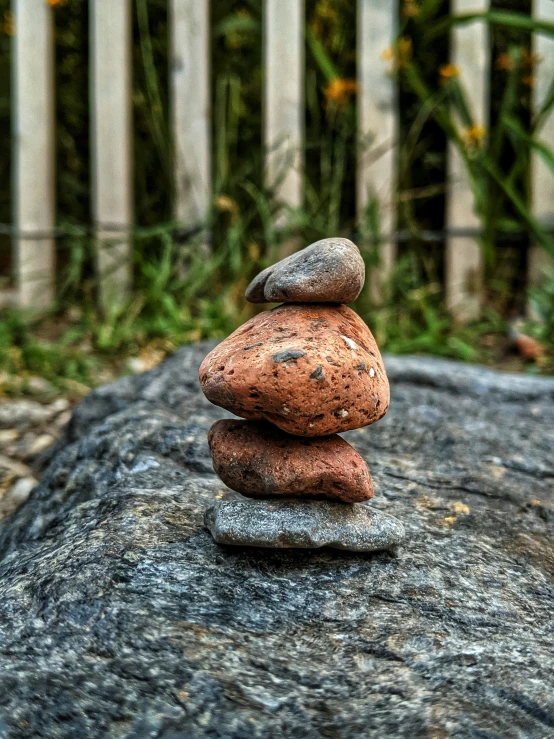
[341,335,358,351]
[130,458,160,474]
[369,368,375,378]
[339,409,349,417]
[282,406,290,415]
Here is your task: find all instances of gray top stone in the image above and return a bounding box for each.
[0,343,553,738]
[245,237,365,304]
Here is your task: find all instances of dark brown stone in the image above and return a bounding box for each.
[199,303,389,436]
[208,419,374,502]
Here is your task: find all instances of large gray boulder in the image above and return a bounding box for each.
[0,344,553,738]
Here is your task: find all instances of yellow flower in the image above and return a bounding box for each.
[248,242,260,261]
[215,195,240,223]
[439,64,459,79]
[397,37,413,66]
[381,39,412,69]
[225,8,251,50]
[48,0,67,6]
[496,53,514,71]
[522,74,535,88]
[325,78,358,106]
[522,50,541,68]
[315,0,337,21]
[463,125,486,147]
[2,11,15,36]
[402,0,419,18]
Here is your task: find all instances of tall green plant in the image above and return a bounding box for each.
[398,7,554,267]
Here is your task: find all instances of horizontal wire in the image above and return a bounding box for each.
[0,223,541,244]
[0,223,204,240]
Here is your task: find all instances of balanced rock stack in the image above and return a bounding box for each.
[199,238,405,552]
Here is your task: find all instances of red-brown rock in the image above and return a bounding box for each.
[208,419,374,502]
[199,303,389,436]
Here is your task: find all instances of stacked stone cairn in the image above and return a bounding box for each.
[199,238,405,552]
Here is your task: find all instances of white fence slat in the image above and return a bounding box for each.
[0,289,18,308]
[357,0,398,300]
[12,0,55,309]
[529,0,554,307]
[264,0,304,214]
[445,0,489,321]
[90,0,132,308]
[170,0,211,230]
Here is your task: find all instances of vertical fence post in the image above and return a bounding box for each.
[90,0,132,310]
[12,0,55,309]
[357,0,398,301]
[445,0,490,322]
[170,0,211,237]
[264,0,304,237]
[529,0,554,311]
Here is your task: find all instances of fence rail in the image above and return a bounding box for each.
[6,0,554,319]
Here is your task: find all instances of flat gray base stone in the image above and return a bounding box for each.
[205,498,405,551]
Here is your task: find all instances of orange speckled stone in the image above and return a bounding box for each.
[199,303,389,436]
[208,419,374,502]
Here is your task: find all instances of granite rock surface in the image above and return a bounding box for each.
[245,237,365,304]
[208,419,374,502]
[205,498,402,550]
[199,303,389,436]
[0,344,553,738]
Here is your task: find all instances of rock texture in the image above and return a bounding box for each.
[205,498,402,550]
[208,419,374,502]
[0,344,554,738]
[199,303,389,436]
[245,237,365,304]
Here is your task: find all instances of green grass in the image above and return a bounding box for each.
[0,236,551,400]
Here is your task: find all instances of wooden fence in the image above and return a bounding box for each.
[4,0,554,318]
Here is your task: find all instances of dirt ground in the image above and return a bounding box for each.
[0,397,74,522]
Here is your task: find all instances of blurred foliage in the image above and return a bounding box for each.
[394,0,552,315]
[397,0,449,278]
[527,268,554,345]
[133,0,170,224]
[0,0,552,391]
[0,308,98,394]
